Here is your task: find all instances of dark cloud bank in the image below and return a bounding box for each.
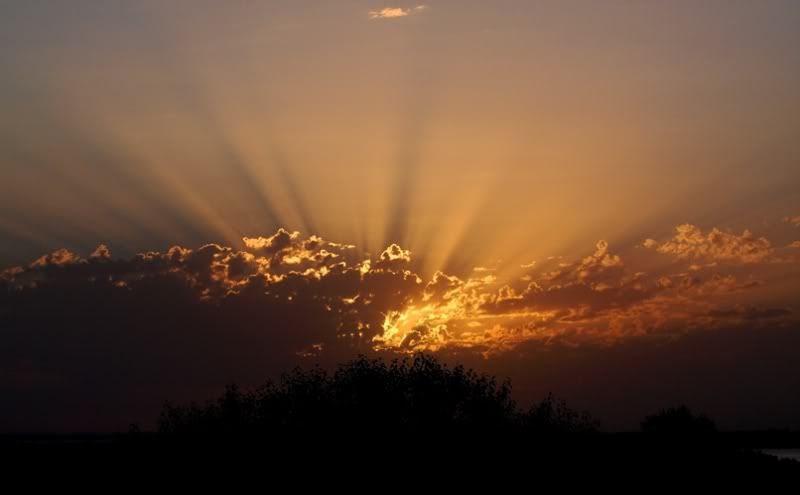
[1,227,799,432]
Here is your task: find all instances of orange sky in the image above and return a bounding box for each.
[1,1,800,430]
[2,1,799,267]
[2,0,800,351]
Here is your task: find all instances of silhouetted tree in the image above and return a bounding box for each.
[158,354,596,438]
[522,393,598,434]
[641,405,716,435]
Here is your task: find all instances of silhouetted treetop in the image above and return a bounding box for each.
[641,405,717,435]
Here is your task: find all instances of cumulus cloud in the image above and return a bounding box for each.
[2,231,412,355]
[473,235,788,349]
[369,5,427,19]
[3,228,793,363]
[375,243,412,271]
[89,244,111,260]
[643,224,772,263]
[243,228,297,253]
[30,247,82,267]
[484,241,648,319]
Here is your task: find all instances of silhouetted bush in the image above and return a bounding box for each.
[522,393,598,434]
[158,354,597,437]
[641,405,717,435]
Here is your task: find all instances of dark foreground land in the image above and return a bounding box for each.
[2,432,799,482]
[2,355,798,477]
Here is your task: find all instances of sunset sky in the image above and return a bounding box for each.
[2,1,800,432]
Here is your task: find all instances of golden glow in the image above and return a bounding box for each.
[4,2,799,271]
[375,303,458,352]
[1,3,799,355]
[373,302,567,357]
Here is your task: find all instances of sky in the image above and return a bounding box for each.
[1,1,800,432]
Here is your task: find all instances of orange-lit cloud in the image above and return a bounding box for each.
[369,5,428,19]
[643,224,773,264]
[29,248,81,268]
[4,225,796,363]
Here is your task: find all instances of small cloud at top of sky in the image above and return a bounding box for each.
[369,5,428,19]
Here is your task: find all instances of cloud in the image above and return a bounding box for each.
[483,241,649,319]
[643,224,772,264]
[784,215,800,227]
[2,226,798,430]
[243,228,297,254]
[472,235,787,350]
[89,244,112,260]
[30,248,81,267]
[706,306,792,322]
[369,5,427,19]
[375,243,412,270]
[1,231,422,357]
[3,228,793,361]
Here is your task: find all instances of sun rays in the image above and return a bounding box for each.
[2,2,800,337]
